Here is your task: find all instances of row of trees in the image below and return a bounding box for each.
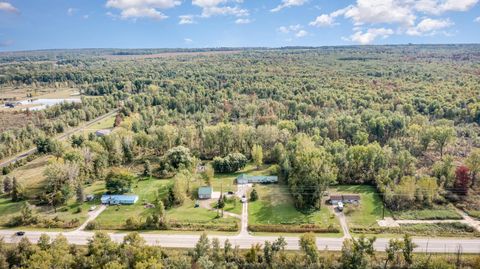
[0,231,478,268]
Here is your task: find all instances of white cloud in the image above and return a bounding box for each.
[0,2,18,13]
[350,27,394,44]
[83,14,90,19]
[406,18,453,36]
[295,30,308,37]
[235,18,251,24]
[192,0,248,18]
[271,0,307,12]
[309,14,335,27]
[309,7,349,27]
[200,6,248,17]
[67,8,77,16]
[278,24,307,38]
[310,0,478,44]
[184,38,193,43]
[475,16,480,22]
[105,0,180,20]
[179,15,195,24]
[344,0,416,26]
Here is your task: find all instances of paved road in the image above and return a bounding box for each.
[0,109,118,168]
[1,230,479,253]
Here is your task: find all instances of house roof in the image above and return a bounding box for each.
[343,194,361,200]
[329,195,343,200]
[95,129,112,136]
[329,194,361,201]
[198,186,213,195]
[101,195,138,201]
[236,174,278,182]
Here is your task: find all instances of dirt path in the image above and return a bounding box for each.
[73,205,106,232]
[331,207,351,239]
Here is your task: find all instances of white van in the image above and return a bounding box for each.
[337,202,344,212]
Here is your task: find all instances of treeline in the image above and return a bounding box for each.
[0,232,479,268]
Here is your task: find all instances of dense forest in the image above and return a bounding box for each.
[1,45,480,226]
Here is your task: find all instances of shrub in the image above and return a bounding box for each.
[85,221,97,230]
[125,217,141,230]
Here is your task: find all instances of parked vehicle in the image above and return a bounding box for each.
[16,231,25,236]
[89,206,97,211]
[241,195,247,203]
[337,202,344,212]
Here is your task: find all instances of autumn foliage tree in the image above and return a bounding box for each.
[453,165,471,196]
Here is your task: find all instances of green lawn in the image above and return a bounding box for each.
[211,163,275,193]
[332,185,391,228]
[0,180,106,229]
[210,197,242,215]
[94,177,238,230]
[249,184,338,228]
[94,178,170,229]
[393,205,462,220]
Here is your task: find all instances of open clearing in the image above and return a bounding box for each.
[331,185,390,228]
[248,184,339,231]
[95,177,239,231]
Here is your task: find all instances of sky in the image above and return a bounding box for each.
[0,0,479,51]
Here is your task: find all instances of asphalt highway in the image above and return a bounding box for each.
[1,230,479,253]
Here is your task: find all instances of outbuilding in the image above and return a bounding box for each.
[95,129,112,137]
[101,195,139,205]
[236,174,278,185]
[198,186,213,199]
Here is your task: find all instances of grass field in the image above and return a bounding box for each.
[6,155,52,198]
[77,115,115,136]
[332,185,391,228]
[393,205,462,220]
[248,184,338,228]
[210,163,272,193]
[94,177,238,230]
[94,178,170,228]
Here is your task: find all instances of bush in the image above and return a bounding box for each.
[74,207,82,214]
[125,217,142,230]
[250,189,258,202]
[85,221,97,230]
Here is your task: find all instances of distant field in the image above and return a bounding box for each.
[103,50,241,60]
[0,87,79,99]
[332,185,391,228]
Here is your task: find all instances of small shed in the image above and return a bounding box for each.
[101,195,139,205]
[236,174,278,185]
[95,129,112,137]
[198,186,213,199]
